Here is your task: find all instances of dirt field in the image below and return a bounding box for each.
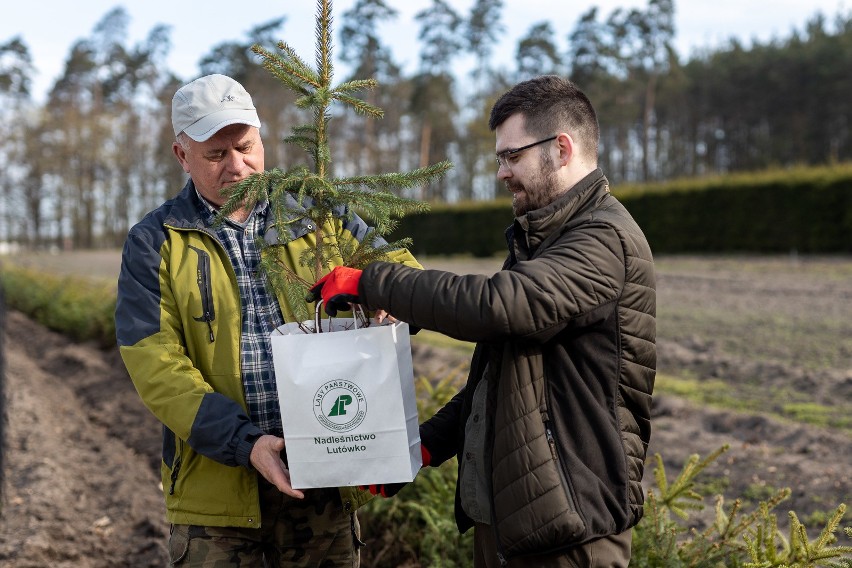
[1,252,850,566]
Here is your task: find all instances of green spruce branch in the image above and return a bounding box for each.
[632,445,852,568]
[216,0,451,321]
[744,505,852,567]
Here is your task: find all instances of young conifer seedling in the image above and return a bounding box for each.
[216,0,451,323]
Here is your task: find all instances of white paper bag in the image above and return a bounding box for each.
[270,311,421,489]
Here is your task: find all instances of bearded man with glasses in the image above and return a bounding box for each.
[310,75,657,567]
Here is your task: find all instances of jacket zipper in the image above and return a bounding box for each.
[490,495,509,565]
[169,439,184,495]
[540,356,582,516]
[483,369,509,567]
[544,420,578,515]
[189,245,215,342]
[489,496,509,567]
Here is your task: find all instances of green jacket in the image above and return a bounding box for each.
[116,181,419,528]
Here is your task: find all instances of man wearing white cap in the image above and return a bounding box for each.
[171,73,264,223]
[115,74,420,566]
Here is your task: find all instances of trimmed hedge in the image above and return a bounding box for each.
[393,164,852,256]
[622,165,852,253]
[0,264,116,346]
[394,200,515,258]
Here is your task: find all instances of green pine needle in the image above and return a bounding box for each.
[334,78,379,94]
[252,44,319,91]
[239,0,448,319]
[635,445,852,568]
[333,92,384,117]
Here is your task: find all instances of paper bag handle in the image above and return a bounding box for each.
[313,300,368,333]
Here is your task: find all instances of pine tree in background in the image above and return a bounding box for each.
[217,0,451,322]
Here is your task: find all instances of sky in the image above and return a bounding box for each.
[2,0,849,102]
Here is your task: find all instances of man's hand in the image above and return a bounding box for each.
[374,309,396,324]
[249,434,304,499]
[307,266,363,316]
[360,444,431,498]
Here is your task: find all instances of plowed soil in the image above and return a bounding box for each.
[1,253,850,566]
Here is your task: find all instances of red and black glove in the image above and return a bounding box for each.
[360,444,431,498]
[307,266,363,316]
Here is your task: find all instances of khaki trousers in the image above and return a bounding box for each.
[473,523,632,568]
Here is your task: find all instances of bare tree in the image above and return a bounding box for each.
[0,37,34,247]
[338,0,404,177]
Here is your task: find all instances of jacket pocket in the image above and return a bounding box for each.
[168,523,190,565]
[544,420,585,542]
[498,420,587,559]
[544,422,579,516]
[169,438,185,496]
[189,246,215,342]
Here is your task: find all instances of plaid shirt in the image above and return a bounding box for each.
[196,191,285,437]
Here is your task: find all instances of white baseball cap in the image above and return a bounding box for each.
[172,74,261,142]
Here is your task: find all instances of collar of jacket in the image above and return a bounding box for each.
[162,179,317,245]
[507,168,608,260]
[161,180,209,232]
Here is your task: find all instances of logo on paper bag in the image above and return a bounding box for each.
[314,380,367,432]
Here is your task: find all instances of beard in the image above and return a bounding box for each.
[507,152,561,216]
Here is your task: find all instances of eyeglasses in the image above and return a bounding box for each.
[495,135,557,170]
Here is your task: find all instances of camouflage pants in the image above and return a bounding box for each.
[168,482,362,567]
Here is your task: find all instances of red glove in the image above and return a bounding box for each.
[360,444,431,498]
[307,266,363,316]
